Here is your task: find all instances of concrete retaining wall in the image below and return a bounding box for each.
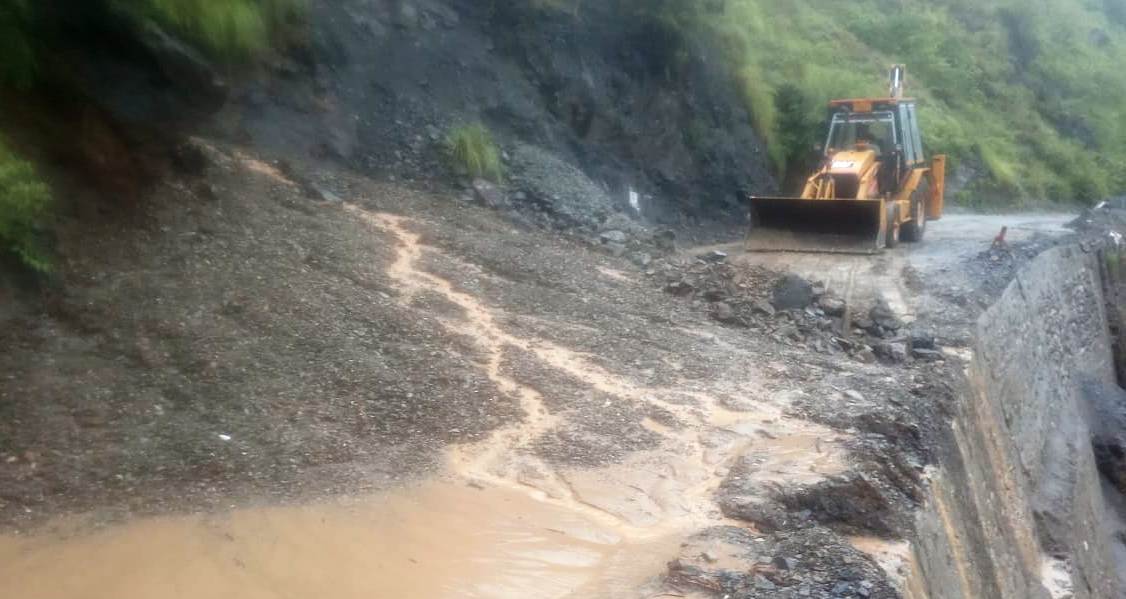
[912,245,1123,598]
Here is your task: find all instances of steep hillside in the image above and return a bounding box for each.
[0,0,789,274]
[6,0,1126,276]
[677,0,1126,205]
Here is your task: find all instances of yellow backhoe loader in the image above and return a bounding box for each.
[744,65,945,253]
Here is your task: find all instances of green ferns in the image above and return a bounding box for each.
[0,140,52,271]
[446,124,504,182]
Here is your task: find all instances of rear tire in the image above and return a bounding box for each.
[885,204,901,249]
[901,186,928,243]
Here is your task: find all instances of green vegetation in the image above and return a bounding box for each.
[120,0,309,59]
[528,0,1126,204]
[0,1,308,273]
[446,123,505,182]
[1,0,308,86]
[680,0,1126,205]
[0,139,52,272]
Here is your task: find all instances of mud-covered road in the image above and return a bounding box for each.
[700,212,1072,320]
[0,145,1077,598]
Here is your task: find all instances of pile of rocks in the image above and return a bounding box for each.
[665,526,898,598]
[463,143,619,232]
[590,212,679,266]
[656,256,943,365]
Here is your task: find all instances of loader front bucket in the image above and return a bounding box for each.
[744,197,885,254]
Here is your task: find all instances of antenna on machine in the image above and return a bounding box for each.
[889,64,906,99]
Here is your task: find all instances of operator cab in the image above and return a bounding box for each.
[826,112,896,158]
[825,98,926,195]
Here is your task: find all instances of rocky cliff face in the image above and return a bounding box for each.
[912,245,1126,598]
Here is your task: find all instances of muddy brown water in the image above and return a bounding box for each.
[0,481,685,599]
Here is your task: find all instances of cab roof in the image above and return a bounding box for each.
[829,97,916,113]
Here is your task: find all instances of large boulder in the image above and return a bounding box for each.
[771,274,814,311]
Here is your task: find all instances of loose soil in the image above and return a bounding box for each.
[0,141,1078,597]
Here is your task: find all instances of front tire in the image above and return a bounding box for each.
[901,185,928,243]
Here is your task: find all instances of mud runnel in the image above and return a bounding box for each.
[349,204,854,543]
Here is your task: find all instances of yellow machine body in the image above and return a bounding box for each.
[745,66,947,254]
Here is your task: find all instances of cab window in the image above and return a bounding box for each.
[826,112,897,157]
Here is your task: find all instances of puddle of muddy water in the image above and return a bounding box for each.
[0,481,682,599]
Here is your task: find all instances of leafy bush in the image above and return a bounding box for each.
[446,123,504,182]
[0,140,53,271]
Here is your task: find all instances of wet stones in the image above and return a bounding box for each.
[663,526,900,598]
[753,299,777,317]
[599,230,628,244]
[698,250,729,263]
[712,302,740,325]
[772,274,815,311]
[817,293,847,317]
[472,178,505,209]
[652,229,676,252]
[651,262,946,367]
[873,342,909,364]
[868,299,902,334]
[719,496,801,533]
[908,331,937,351]
[664,280,695,297]
[628,251,652,268]
[910,348,944,362]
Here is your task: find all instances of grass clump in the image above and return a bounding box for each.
[0,139,53,272]
[0,0,309,81]
[118,0,309,59]
[446,123,504,182]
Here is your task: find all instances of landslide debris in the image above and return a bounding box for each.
[666,526,899,598]
[654,255,944,367]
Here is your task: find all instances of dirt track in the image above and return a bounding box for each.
[0,144,1077,597]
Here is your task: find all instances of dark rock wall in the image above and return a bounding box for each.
[214,0,776,224]
[912,245,1124,598]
